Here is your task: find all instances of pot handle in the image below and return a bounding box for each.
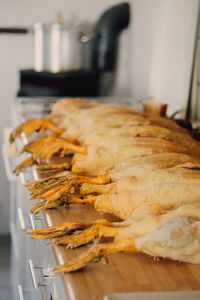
[0,27,29,34]
[80,34,94,43]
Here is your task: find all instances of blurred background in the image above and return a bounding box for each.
[0,0,199,234]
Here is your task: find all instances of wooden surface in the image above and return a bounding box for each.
[43,203,200,300]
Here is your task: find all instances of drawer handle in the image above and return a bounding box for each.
[2,144,17,182]
[2,127,17,182]
[18,208,26,231]
[29,214,36,230]
[29,213,43,230]
[19,172,27,185]
[17,284,24,300]
[10,222,18,260]
[28,259,47,290]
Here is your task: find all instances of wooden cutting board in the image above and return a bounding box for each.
[43,203,200,300]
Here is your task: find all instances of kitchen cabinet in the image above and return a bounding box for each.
[4,97,200,300]
[4,98,66,300]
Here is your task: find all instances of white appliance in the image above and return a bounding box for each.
[3,98,66,300]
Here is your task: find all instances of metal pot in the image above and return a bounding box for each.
[0,15,87,73]
[34,19,85,73]
[0,3,130,74]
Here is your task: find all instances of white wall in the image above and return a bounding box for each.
[0,0,198,233]
[129,0,199,114]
